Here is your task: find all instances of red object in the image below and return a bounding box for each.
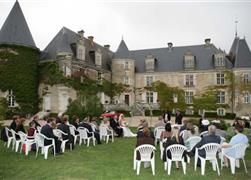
[22,144,26,153]
[101,113,121,118]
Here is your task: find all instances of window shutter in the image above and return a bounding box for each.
[183,75,186,86]
[153,92,158,103]
[141,92,146,103]
[193,74,197,86]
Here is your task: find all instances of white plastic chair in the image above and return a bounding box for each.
[5,127,14,148]
[18,131,36,155]
[54,129,70,152]
[99,125,114,144]
[10,129,22,152]
[35,133,56,159]
[164,144,187,175]
[184,136,201,163]
[36,126,41,133]
[90,123,97,132]
[200,131,209,137]
[133,145,156,175]
[77,127,95,147]
[194,143,220,176]
[154,127,165,146]
[179,130,187,139]
[69,124,79,145]
[221,143,248,174]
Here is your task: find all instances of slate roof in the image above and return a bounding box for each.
[229,37,251,68]
[41,27,114,71]
[114,39,130,59]
[115,40,232,73]
[0,1,36,48]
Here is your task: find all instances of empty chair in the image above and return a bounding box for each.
[35,133,55,160]
[69,124,79,145]
[5,127,14,148]
[164,144,187,175]
[53,129,70,152]
[18,131,36,155]
[154,126,165,146]
[221,143,248,174]
[99,125,114,144]
[77,127,95,147]
[194,143,220,176]
[133,145,156,175]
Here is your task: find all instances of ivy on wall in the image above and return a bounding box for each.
[0,44,39,115]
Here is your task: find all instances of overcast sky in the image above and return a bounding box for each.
[0,0,251,52]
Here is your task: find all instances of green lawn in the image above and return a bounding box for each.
[0,133,251,180]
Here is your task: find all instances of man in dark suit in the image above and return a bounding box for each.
[79,118,101,144]
[190,125,221,166]
[58,115,74,149]
[41,118,62,154]
[163,110,171,123]
[175,109,183,125]
[110,115,123,137]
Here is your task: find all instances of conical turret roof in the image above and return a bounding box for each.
[0,1,36,48]
[114,39,130,59]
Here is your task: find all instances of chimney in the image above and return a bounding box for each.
[205,38,211,46]
[167,42,173,50]
[78,30,84,39]
[104,44,110,50]
[88,36,94,42]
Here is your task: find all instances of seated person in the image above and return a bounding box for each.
[162,123,183,163]
[100,118,113,134]
[27,121,36,150]
[190,125,221,166]
[136,127,155,168]
[200,119,210,134]
[221,124,249,166]
[72,116,80,135]
[79,118,101,144]
[58,115,74,150]
[15,118,26,139]
[137,121,154,139]
[27,121,36,138]
[90,117,99,132]
[179,119,188,133]
[41,118,62,154]
[182,122,197,142]
[110,115,123,137]
[9,115,19,131]
[31,115,41,130]
[154,116,166,129]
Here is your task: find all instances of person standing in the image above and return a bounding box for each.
[163,110,171,123]
[175,109,183,125]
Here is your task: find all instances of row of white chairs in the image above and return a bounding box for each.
[4,123,115,159]
[134,142,249,176]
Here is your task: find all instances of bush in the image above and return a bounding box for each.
[116,110,131,117]
[0,98,8,121]
[145,110,163,116]
[205,112,236,119]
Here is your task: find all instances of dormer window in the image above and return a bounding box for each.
[145,54,155,72]
[77,44,85,61]
[184,52,195,70]
[95,49,102,67]
[214,54,225,68]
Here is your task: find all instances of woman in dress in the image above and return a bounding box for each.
[118,114,136,137]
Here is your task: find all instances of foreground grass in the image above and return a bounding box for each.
[0,134,251,180]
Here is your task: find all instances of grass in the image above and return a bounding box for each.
[0,129,251,180]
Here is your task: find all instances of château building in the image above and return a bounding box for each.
[0,1,250,116]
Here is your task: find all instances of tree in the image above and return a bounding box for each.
[101,79,125,104]
[149,81,186,111]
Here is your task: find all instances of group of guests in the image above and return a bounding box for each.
[135,114,249,169]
